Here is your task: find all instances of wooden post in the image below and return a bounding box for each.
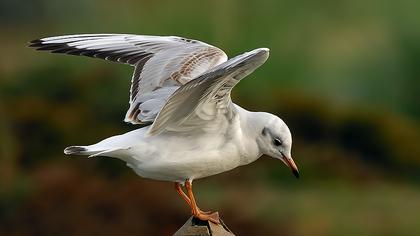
[173,216,235,236]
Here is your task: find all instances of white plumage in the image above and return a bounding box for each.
[31,34,299,223]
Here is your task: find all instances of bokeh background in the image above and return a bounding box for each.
[1,0,420,235]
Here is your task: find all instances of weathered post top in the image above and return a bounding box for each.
[173,216,235,236]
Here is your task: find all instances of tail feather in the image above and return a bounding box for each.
[64,133,136,158]
[64,145,127,158]
[64,146,88,155]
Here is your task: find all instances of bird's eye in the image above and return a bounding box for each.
[273,138,282,146]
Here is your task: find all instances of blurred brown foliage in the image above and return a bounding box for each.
[1,0,420,235]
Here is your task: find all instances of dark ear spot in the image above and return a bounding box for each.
[262,127,268,136]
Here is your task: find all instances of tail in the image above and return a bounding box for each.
[64,146,89,155]
[64,145,126,158]
[63,131,142,158]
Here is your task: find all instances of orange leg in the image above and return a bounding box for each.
[175,182,191,206]
[185,180,220,224]
[174,182,211,214]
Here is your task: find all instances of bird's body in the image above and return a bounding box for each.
[30,34,299,223]
[68,104,262,182]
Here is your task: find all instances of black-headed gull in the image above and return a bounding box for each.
[30,34,299,224]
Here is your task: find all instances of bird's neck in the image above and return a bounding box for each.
[234,104,264,165]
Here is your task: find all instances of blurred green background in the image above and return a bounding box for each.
[1,0,420,235]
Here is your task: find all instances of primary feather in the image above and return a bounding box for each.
[29,34,228,124]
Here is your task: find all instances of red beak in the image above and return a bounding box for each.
[281,153,299,178]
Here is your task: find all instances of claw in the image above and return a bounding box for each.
[181,180,221,224]
[194,211,220,224]
[191,209,213,217]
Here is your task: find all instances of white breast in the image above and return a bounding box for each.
[122,119,254,181]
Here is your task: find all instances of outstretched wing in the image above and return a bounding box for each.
[148,48,269,135]
[29,34,228,124]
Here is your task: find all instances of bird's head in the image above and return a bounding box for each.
[255,113,299,178]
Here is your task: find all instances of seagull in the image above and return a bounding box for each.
[30,34,299,224]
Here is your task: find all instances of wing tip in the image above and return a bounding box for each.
[28,39,44,48]
[123,118,139,124]
[254,47,270,57]
[247,47,270,64]
[123,117,148,125]
[29,38,42,44]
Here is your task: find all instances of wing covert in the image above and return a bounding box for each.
[30,34,228,124]
[148,48,270,135]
